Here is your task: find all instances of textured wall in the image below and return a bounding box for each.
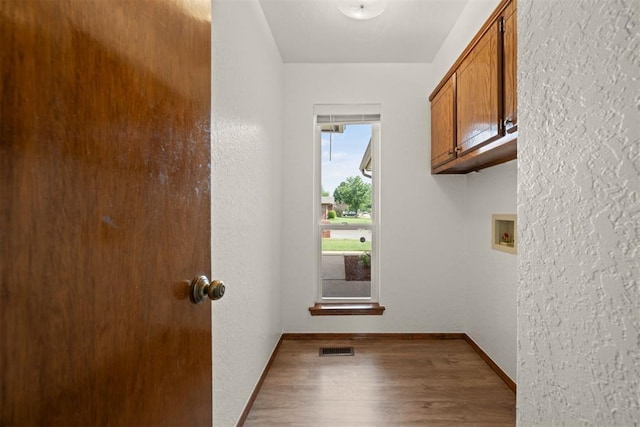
[518,0,640,424]
[211,1,283,425]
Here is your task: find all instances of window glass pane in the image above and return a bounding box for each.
[321,228,371,299]
[320,124,372,225]
[319,122,374,300]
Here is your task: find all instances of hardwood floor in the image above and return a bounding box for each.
[243,337,515,426]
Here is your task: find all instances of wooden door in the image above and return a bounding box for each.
[456,22,501,155]
[430,75,457,170]
[503,1,518,133]
[0,1,212,425]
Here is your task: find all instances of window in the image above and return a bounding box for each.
[314,106,380,303]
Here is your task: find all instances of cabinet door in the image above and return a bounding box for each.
[503,3,517,133]
[430,75,456,169]
[456,22,501,155]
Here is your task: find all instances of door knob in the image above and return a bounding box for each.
[190,275,225,303]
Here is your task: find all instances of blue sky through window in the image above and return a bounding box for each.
[321,124,372,195]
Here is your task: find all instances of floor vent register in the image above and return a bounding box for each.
[319,347,355,356]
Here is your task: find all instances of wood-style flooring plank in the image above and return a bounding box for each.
[243,338,515,426]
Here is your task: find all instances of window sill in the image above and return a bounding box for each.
[308,303,385,316]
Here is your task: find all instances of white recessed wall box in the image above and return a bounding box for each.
[492,214,516,254]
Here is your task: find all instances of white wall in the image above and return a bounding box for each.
[430,0,502,89]
[211,1,283,425]
[464,162,517,380]
[282,63,467,332]
[430,0,517,381]
[518,0,639,424]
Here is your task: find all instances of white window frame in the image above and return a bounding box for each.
[313,104,381,303]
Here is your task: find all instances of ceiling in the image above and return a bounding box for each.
[258,0,469,63]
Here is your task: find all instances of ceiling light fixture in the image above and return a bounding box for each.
[337,0,388,20]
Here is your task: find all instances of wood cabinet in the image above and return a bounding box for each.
[430,76,456,168]
[456,22,500,155]
[503,2,517,133]
[429,0,517,174]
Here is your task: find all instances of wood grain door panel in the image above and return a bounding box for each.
[430,76,457,169]
[456,22,501,155]
[0,1,212,425]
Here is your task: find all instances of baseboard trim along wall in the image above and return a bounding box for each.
[236,335,285,427]
[236,332,515,425]
[463,334,516,393]
[281,332,467,340]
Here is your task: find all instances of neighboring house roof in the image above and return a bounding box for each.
[360,137,372,178]
[321,196,335,205]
